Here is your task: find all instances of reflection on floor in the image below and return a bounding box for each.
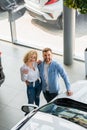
[0,40,86,130]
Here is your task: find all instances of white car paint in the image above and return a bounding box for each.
[57,80,87,104]
[11,80,87,130]
[17,111,86,130]
[24,0,63,28]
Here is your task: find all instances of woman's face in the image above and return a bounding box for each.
[28,54,37,62]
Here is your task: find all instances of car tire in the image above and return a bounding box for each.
[0,6,6,12]
[56,14,63,29]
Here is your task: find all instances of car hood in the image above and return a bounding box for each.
[19,111,86,130]
[57,80,87,104]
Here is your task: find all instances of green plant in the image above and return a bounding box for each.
[64,0,87,14]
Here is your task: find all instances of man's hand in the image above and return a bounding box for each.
[67,90,73,96]
[37,60,42,65]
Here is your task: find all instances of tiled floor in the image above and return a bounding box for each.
[0,40,86,130]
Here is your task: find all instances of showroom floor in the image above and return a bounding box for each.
[0,40,86,130]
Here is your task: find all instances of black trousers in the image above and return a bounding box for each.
[43,91,58,103]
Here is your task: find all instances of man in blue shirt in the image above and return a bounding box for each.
[38,48,73,103]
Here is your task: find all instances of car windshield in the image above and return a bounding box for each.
[39,98,87,128]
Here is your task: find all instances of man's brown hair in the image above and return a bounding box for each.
[43,48,52,53]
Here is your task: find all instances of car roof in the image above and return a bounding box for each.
[55,80,87,104]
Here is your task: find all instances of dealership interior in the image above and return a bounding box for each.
[0,3,87,130]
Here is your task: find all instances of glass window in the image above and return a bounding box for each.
[0,4,87,61]
[39,103,87,128]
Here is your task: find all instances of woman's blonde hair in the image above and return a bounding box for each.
[23,50,38,63]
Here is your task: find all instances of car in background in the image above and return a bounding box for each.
[0,0,25,11]
[11,80,87,130]
[0,0,26,21]
[0,52,5,87]
[24,0,63,29]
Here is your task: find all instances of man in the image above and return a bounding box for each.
[38,48,73,103]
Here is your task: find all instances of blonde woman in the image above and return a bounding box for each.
[20,50,42,106]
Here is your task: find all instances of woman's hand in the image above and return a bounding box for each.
[25,80,29,85]
[22,69,28,74]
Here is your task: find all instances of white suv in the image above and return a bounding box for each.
[24,0,63,29]
[11,80,87,130]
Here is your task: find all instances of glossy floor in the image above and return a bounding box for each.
[0,40,86,130]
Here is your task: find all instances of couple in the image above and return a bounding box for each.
[20,48,73,106]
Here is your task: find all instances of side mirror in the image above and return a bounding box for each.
[21,104,38,115]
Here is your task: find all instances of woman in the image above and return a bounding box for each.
[20,50,42,106]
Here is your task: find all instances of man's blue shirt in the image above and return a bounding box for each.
[38,60,71,93]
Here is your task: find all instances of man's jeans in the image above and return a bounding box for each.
[43,90,58,103]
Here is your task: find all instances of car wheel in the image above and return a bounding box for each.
[56,14,63,29]
[0,6,6,12]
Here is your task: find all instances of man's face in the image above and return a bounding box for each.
[43,51,52,64]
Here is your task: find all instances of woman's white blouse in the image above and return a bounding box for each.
[20,62,40,83]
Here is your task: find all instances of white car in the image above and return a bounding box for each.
[11,80,87,130]
[0,0,25,11]
[24,0,63,29]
